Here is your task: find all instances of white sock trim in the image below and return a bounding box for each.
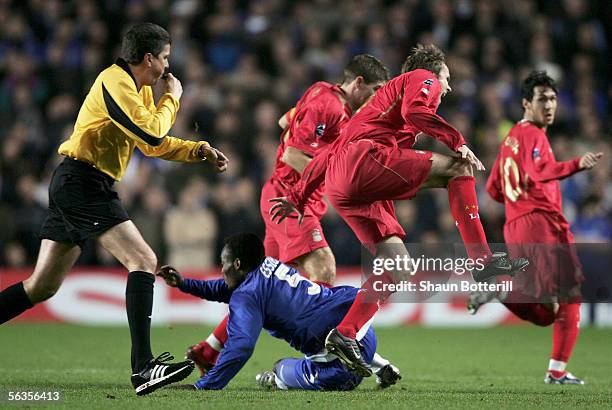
[548,359,567,372]
[206,334,224,352]
[355,317,374,341]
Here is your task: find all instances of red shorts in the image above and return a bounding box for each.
[325,139,433,248]
[260,180,329,263]
[504,211,583,301]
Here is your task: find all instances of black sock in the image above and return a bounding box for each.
[0,282,34,324]
[126,271,155,373]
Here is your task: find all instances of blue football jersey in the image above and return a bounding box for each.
[178,257,359,389]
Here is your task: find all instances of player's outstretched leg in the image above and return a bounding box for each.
[327,237,405,376]
[546,302,584,385]
[262,357,363,391]
[0,240,80,324]
[187,314,229,376]
[98,221,194,395]
[426,154,529,281]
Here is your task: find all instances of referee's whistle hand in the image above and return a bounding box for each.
[163,73,183,100]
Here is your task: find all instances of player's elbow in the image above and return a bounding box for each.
[281,147,299,167]
[238,345,256,358]
[141,118,169,140]
[278,116,288,129]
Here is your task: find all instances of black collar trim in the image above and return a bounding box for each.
[115,58,138,88]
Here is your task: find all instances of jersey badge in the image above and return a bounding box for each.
[312,229,323,243]
[532,148,541,161]
[315,123,326,137]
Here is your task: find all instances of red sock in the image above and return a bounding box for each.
[503,302,556,326]
[447,176,492,261]
[197,314,229,365]
[551,303,580,363]
[336,272,395,339]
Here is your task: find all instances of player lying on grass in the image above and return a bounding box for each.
[185,55,390,376]
[269,44,529,376]
[469,70,603,385]
[157,232,401,391]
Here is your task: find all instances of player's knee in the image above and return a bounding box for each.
[449,159,473,178]
[391,269,411,283]
[306,248,336,284]
[315,265,336,284]
[126,249,158,273]
[23,278,60,304]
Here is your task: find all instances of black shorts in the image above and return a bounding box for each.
[39,157,130,247]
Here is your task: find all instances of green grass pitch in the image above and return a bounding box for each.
[0,324,610,409]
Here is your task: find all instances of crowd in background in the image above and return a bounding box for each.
[0,0,610,269]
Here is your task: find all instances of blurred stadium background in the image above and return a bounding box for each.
[0,0,610,326]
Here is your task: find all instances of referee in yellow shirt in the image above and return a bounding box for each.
[0,23,228,395]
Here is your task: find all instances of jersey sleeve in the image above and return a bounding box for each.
[178,278,234,303]
[286,105,330,157]
[136,136,208,162]
[287,144,331,213]
[400,72,465,151]
[486,153,505,203]
[520,129,581,183]
[400,71,441,116]
[134,87,209,161]
[194,292,263,390]
[101,74,179,147]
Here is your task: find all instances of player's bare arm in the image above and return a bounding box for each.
[281,146,312,174]
[578,152,603,170]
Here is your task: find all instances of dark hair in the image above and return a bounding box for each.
[223,233,265,272]
[342,54,390,85]
[121,23,171,64]
[521,70,558,101]
[401,44,446,74]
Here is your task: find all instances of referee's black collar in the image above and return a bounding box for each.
[115,58,138,89]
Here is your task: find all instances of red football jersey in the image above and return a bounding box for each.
[288,69,466,211]
[486,120,581,224]
[269,81,351,217]
[341,68,464,150]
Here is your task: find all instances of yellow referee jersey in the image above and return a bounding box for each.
[58,58,207,181]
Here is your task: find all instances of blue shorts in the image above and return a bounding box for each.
[273,327,377,391]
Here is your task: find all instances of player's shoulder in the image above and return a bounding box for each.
[400,69,439,86]
[303,81,333,98]
[513,120,546,141]
[99,60,138,91]
[302,81,346,114]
